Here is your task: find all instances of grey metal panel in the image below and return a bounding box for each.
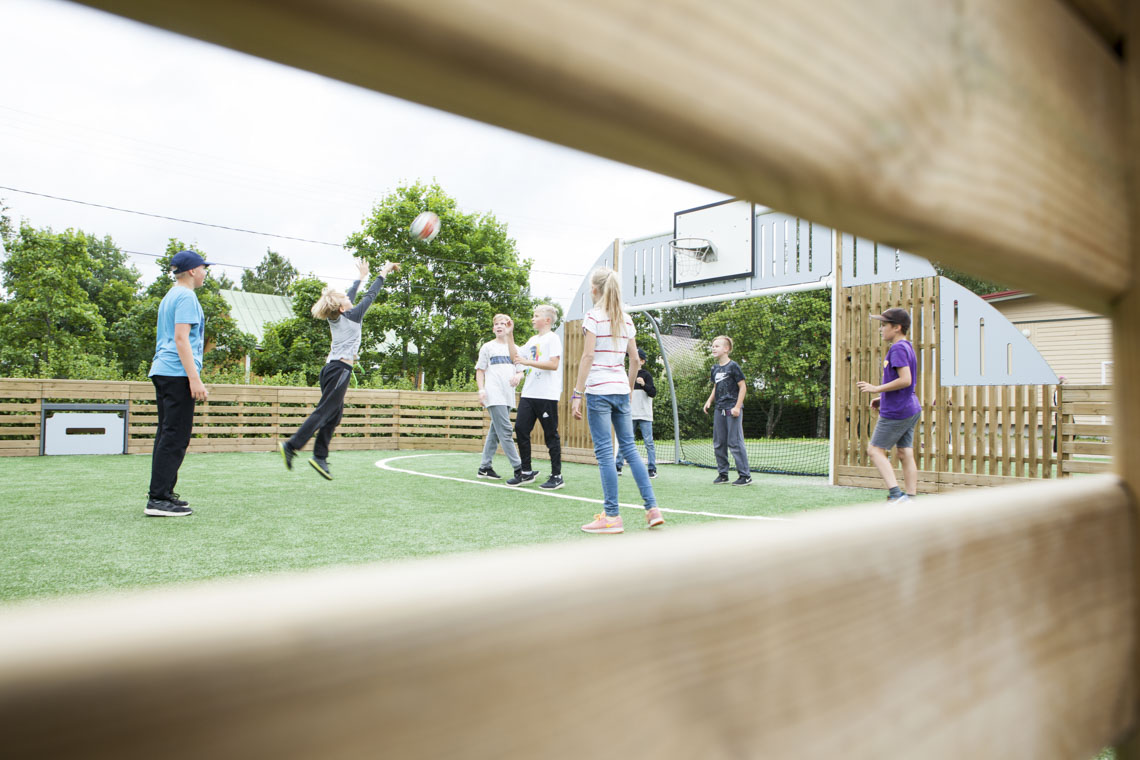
[938,277,1058,386]
[623,233,673,307]
[618,212,834,310]
[566,244,619,322]
[842,234,936,285]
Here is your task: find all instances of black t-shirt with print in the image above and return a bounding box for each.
[710,360,746,410]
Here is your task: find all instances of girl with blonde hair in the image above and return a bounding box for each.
[279,257,398,479]
[571,267,663,533]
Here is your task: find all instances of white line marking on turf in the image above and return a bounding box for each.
[375,453,790,522]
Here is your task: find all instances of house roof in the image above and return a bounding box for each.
[219,289,294,345]
[980,289,1029,302]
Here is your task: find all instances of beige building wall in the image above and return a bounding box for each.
[987,294,1113,385]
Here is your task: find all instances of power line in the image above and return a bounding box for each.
[1,184,586,278]
[122,248,576,303]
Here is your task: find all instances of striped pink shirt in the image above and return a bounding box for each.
[582,307,636,395]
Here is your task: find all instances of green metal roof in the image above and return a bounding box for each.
[219,289,294,346]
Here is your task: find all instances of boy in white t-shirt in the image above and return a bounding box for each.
[507,304,564,490]
[475,314,523,481]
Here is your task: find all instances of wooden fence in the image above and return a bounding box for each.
[833,277,1076,491]
[0,378,595,462]
[1058,384,1113,475]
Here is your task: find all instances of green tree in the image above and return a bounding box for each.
[0,225,112,378]
[252,276,332,385]
[700,291,831,437]
[79,233,142,338]
[115,240,255,377]
[933,264,1008,296]
[241,249,298,295]
[346,181,536,389]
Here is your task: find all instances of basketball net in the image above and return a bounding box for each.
[670,238,715,281]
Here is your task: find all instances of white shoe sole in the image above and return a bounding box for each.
[144,508,193,517]
[582,527,624,534]
[540,482,565,490]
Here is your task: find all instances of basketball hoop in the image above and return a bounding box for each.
[670,237,716,281]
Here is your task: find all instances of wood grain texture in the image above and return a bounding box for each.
[0,476,1133,759]
[73,0,1129,311]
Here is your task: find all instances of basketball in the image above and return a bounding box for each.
[410,211,441,243]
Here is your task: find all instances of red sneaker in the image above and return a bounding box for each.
[645,507,665,528]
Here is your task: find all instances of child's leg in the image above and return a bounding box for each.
[727,413,750,476]
[289,362,351,452]
[639,420,657,469]
[866,444,899,489]
[898,447,918,495]
[149,375,194,500]
[712,411,730,475]
[584,395,620,515]
[480,411,501,470]
[313,395,347,461]
[513,398,537,473]
[489,405,522,471]
[614,401,655,508]
[535,399,561,476]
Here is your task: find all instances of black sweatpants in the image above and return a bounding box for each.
[288,360,352,460]
[514,397,561,476]
[149,375,196,500]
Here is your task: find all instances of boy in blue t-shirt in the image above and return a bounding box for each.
[146,250,214,517]
[857,307,922,503]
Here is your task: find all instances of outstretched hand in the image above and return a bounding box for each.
[380,261,400,277]
[354,257,369,280]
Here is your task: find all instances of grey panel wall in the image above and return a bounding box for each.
[621,211,835,309]
[841,235,936,285]
[938,277,1058,386]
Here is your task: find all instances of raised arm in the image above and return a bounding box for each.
[344,262,399,322]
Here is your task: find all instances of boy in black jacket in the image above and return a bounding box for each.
[615,348,658,478]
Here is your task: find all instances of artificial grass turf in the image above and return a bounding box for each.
[0,449,885,603]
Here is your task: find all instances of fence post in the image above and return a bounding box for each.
[1055,383,1066,478]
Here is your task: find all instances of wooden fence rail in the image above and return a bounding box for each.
[0,379,600,464]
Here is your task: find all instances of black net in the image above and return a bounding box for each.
[636,292,831,477]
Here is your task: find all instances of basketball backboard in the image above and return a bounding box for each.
[673,198,754,287]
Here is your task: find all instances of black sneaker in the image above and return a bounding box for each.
[505,470,525,487]
[713,474,730,484]
[279,441,295,470]
[517,470,539,485]
[614,466,623,476]
[647,468,657,479]
[477,466,502,479]
[732,476,753,486]
[144,499,193,517]
[539,475,564,490]
[309,458,332,480]
[164,492,189,507]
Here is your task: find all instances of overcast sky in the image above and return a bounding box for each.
[0,0,726,306]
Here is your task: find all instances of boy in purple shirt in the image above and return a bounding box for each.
[857,307,922,503]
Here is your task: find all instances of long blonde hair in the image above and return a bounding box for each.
[311,288,349,320]
[590,267,625,340]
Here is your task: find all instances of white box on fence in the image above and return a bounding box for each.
[42,411,126,455]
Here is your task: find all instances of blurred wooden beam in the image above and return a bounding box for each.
[1064,0,1125,50]
[0,477,1134,759]
[72,0,1128,312]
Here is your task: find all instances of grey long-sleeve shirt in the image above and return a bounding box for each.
[326,275,385,363]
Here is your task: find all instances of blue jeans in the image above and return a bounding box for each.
[615,419,656,470]
[586,394,656,516]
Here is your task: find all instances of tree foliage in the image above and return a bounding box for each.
[346,181,536,388]
[241,249,298,295]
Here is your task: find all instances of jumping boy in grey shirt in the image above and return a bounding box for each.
[279,257,398,479]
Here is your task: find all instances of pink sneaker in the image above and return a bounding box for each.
[581,513,624,534]
[645,507,665,528]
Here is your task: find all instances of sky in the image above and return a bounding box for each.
[0,0,726,306]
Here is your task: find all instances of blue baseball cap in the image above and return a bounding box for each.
[637,348,647,360]
[170,249,216,274]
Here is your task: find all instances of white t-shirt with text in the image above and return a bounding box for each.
[519,331,564,401]
[475,339,518,408]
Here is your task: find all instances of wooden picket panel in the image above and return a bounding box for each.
[1057,384,1114,476]
[0,379,507,455]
